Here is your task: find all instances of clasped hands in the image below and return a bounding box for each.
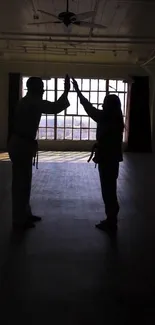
[64,74,80,95]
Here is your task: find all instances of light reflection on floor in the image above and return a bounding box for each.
[0,151,91,163]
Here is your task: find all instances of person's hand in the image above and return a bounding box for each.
[64,74,70,93]
[72,77,80,93]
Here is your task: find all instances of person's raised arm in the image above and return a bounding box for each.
[40,75,70,114]
[72,78,102,122]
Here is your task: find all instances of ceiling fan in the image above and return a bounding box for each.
[28,0,107,29]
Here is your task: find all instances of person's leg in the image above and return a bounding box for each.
[11,162,27,225]
[8,136,36,230]
[11,160,35,229]
[103,177,119,223]
[25,163,42,222]
[9,156,35,229]
[25,160,33,215]
[96,162,119,231]
[8,136,42,228]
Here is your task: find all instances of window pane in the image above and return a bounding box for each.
[39,115,46,127]
[82,79,90,90]
[47,128,54,139]
[57,128,64,139]
[58,111,64,116]
[118,93,125,112]
[47,78,55,90]
[42,80,47,90]
[65,116,72,127]
[117,80,125,91]
[99,79,106,91]
[109,80,116,91]
[82,116,89,128]
[65,128,72,139]
[22,89,27,97]
[67,92,77,114]
[89,129,96,140]
[81,129,88,140]
[22,77,29,89]
[47,115,54,127]
[43,91,47,100]
[70,82,73,91]
[98,104,103,110]
[91,79,98,91]
[57,116,64,127]
[57,90,63,98]
[90,119,97,128]
[124,93,127,115]
[109,91,116,95]
[90,91,98,103]
[57,91,64,115]
[47,91,55,102]
[78,100,87,115]
[57,78,64,90]
[98,92,106,104]
[73,116,80,128]
[73,129,80,140]
[75,79,82,90]
[39,128,46,139]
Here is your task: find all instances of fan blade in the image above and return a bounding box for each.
[38,9,60,20]
[73,11,94,21]
[27,21,62,25]
[73,21,107,29]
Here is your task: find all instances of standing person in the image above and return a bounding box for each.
[72,78,124,232]
[8,75,70,230]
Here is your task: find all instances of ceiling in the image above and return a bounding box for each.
[0,0,155,65]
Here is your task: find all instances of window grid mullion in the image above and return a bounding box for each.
[80,116,82,140]
[72,117,73,140]
[46,80,47,140]
[106,79,109,95]
[54,78,57,140]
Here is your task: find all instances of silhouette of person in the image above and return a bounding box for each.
[72,77,124,232]
[8,75,70,230]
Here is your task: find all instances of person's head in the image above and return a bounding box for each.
[26,77,44,98]
[102,94,124,126]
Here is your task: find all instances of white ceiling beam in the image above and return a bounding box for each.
[2,32,155,42]
[0,58,138,67]
[0,46,134,53]
[1,34,155,45]
[0,37,155,45]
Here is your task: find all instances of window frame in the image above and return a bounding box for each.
[22,76,128,141]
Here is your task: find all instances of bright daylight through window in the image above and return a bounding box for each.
[22,77,128,141]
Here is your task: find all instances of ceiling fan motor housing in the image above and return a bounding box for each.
[33,14,39,20]
[58,12,77,26]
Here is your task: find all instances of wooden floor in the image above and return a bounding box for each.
[0,152,155,324]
